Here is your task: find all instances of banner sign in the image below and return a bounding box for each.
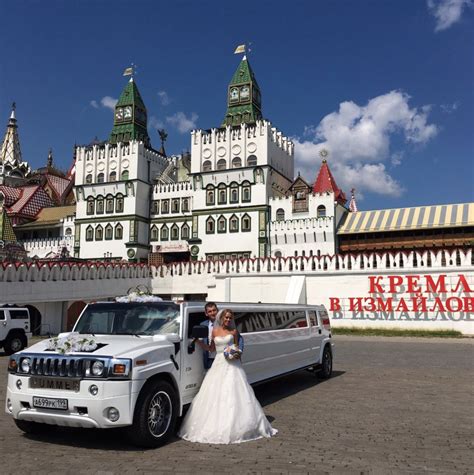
[329,274,473,321]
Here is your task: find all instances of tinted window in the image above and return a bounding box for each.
[308,310,318,326]
[234,310,308,333]
[10,309,29,320]
[188,311,206,338]
[0,310,5,320]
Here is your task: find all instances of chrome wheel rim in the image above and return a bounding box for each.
[147,391,172,438]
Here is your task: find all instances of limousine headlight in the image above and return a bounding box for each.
[20,357,31,374]
[91,360,105,377]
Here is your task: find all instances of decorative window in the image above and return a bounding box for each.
[116,194,124,213]
[229,214,239,232]
[115,223,123,240]
[247,155,257,167]
[86,197,94,215]
[182,198,189,212]
[274,250,282,258]
[109,171,117,181]
[242,182,251,202]
[121,170,129,180]
[150,225,159,241]
[218,184,227,205]
[206,186,215,206]
[217,215,227,233]
[240,85,250,99]
[85,225,93,241]
[317,205,326,218]
[171,224,179,240]
[206,217,215,234]
[96,196,104,214]
[276,208,285,221]
[160,225,169,241]
[241,214,251,232]
[181,223,190,239]
[230,183,239,203]
[161,199,170,214]
[230,87,239,102]
[202,160,212,172]
[106,195,114,213]
[171,199,180,213]
[232,157,242,168]
[97,173,105,183]
[95,225,103,241]
[151,200,159,214]
[217,159,226,170]
[105,224,113,240]
[85,174,92,184]
[65,227,72,236]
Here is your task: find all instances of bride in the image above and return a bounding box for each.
[178,309,277,444]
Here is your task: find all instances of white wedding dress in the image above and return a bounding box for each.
[178,334,277,444]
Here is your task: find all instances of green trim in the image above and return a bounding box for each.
[125,242,150,250]
[192,204,268,215]
[76,214,150,224]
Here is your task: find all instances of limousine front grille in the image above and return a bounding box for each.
[29,356,86,378]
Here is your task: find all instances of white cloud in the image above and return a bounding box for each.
[100,96,118,111]
[427,0,473,32]
[293,90,438,198]
[90,100,99,109]
[157,90,171,106]
[440,101,459,113]
[166,112,198,134]
[391,151,404,167]
[148,115,164,131]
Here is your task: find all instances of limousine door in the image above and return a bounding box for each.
[236,309,311,384]
[308,309,324,364]
[180,310,206,404]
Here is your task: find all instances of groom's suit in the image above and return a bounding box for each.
[200,318,244,370]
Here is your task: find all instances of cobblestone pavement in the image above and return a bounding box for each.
[0,336,472,474]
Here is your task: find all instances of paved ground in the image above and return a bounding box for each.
[0,336,473,474]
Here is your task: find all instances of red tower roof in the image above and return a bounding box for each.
[312,159,347,205]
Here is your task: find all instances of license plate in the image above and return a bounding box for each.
[30,377,80,392]
[33,396,68,410]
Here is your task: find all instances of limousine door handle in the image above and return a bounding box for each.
[318,329,322,334]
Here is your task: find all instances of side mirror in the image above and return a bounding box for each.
[191,325,208,339]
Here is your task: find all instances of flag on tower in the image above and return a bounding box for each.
[123,67,133,76]
[234,44,246,54]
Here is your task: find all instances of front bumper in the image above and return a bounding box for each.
[5,374,140,428]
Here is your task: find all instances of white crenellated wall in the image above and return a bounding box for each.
[21,235,74,259]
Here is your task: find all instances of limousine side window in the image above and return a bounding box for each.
[308,310,318,326]
[187,311,206,338]
[234,310,308,333]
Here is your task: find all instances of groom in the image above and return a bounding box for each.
[200,302,244,369]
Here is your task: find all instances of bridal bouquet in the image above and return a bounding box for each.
[224,344,242,360]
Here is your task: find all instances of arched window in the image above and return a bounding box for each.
[181,223,190,239]
[97,173,105,183]
[217,215,226,233]
[85,174,92,184]
[86,225,93,241]
[171,199,180,213]
[232,157,242,168]
[218,184,226,204]
[116,194,124,213]
[206,185,215,205]
[65,227,72,236]
[109,171,117,182]
[206,217,215,234]
[105,224,113,240]
[276,208,285,221]
[230,183,239,203]
[160,225,169,241]
[242,181,251,202]
[171,224,179,240]
[202,160,212,172]
[121,170,129,180]
[106,195,114,213]
[229,214,239,232]
[274,251,282,258]
[247,155,257,167]
[241,214,251,232]
[96,196,104,214]
[182,198,189,212]
[115,223,123,240]
[151,200,159,214]
[161,199,169,214]
[150,225,159,241]
[95,225,103,241]
[86,197,94,215]
[317,205,326,218]
[216,159,226,170]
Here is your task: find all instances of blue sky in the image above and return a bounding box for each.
[1,0,473,210]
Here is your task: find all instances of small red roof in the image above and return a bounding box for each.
[312,160,347,205]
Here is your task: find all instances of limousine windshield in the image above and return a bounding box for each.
[75,302,181,336]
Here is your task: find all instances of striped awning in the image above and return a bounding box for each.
[338,203,474,235]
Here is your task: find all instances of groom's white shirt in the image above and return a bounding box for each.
[207,320,216,359]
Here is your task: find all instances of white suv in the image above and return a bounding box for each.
[0,305,32,355]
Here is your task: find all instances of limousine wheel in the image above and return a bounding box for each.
[319,346,333,379]
[14,419,51,435]
[126,380,178,448]
[4,333,26,355]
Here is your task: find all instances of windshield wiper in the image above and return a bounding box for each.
[115,332,143,337]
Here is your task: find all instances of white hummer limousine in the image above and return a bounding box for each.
[6,301,334,447]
